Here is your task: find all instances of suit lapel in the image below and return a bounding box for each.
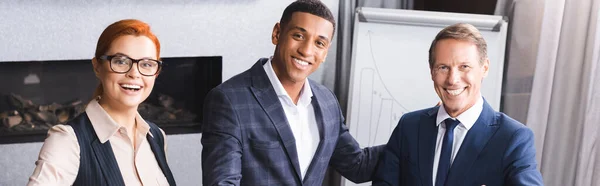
[308,82,327,142]
[249,59,303,181]
[446,101,499,185]
[91,139,126,186]
[418,108,439,186]
[301,83,329,182]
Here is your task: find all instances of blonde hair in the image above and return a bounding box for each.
[428,23,488,68]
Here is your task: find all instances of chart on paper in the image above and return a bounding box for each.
[347,29,440,148]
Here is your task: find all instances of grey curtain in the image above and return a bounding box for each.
[494,0,544,123]
[357,0,414,9]
[334,0,356,113]
[496,0,600,185]
[330,1,355,185]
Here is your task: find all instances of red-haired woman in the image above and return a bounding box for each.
[28,19,176,186]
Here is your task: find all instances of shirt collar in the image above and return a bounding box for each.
[136,113,153,138]
[86,99,152,143]
[435,95,484,130]
[263,57,313,107]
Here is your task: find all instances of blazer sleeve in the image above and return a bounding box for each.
[503,127,544,185]
[329,105,386,183]
[372,115,404,186]
[201,88,243,186]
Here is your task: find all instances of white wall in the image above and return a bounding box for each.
[0,0,339,185]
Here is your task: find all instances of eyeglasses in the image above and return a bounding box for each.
[99,54,162,76]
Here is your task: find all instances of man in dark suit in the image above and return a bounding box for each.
[201,0,384,185]
[373,23,544,186]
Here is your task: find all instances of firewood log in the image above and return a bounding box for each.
[3,115,23,128]
[7,93,34,109]
[158,94,174,109]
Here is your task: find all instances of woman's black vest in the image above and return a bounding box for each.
[67,113,176,186]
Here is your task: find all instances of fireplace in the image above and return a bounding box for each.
[0,56,222,144]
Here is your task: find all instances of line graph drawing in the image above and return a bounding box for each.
[349,30,412,148]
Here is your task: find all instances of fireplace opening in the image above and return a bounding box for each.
[0,56,222,144]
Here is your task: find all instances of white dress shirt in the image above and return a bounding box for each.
[28,99,170,186]
[263,58,320,179]
[432,96,484,185]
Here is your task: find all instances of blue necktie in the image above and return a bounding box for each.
[435,118,460,186]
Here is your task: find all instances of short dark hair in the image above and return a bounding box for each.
[428,23,488,68]
[279,0,336,37]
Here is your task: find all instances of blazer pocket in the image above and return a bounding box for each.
[248,139,281,149]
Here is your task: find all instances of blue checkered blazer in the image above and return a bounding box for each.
[201,58,384,186]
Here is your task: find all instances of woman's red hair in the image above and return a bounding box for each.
[92,19,161,99]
